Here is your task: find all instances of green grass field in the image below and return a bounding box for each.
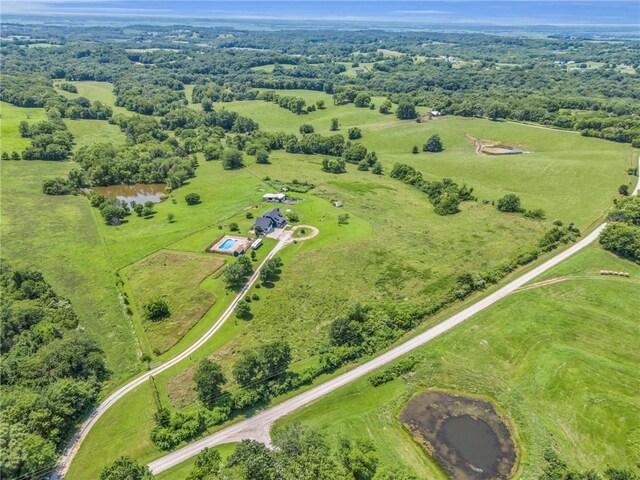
[55,80,130,116]
[124,251,226,354]
[276,244,640,478]
[0,159,140,386]
[1,84,636,478]
[1,101,48,152]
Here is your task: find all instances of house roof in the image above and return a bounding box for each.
[264,208,286,224]
[254,217,272,231]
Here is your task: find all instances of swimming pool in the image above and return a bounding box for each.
[219,238,238,250]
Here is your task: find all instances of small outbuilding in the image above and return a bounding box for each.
[263,193,286,203]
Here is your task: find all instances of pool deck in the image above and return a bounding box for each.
[208,235,251,256]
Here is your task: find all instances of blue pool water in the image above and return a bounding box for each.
[219,239,238,250]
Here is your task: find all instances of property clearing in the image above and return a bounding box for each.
[124,251,225,354]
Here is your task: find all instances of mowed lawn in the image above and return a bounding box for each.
[124,251,225,354]
[277,245,640,478]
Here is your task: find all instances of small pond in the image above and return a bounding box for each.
[400,390,517,480]
[92,184,166,206]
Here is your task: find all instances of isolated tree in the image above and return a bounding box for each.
[619,184,629,196]
[100,457,154,480]
[354,92,371,108]
[259,257,283,283]
[299,123,314,134]
[343,143,368,163]
[100,204,126,226]
[185,193,201,205]
[167,212,175,223]
[433,191,461,215]
[371,162,383,175]
[1,152,9,160]
[497,193,522,212]
[255,149,270,164]
[379,99,393,114]
[322,157,346,174]
[330,118,339,131]
[222,148,244,170]
[144,297,170,321]
[194,359,226,404]
[348,127,362,140]
[235,301,252,320]
[396,102,417,120]
[316,99,325,109]
[412,145,419,154]
[423,134,444,152]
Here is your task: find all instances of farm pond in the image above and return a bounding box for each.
[92,183,166,206]
[400,390,517,480]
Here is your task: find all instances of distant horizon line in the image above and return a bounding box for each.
[2,13,640,29]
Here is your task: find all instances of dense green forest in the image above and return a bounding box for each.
[0,261,108,479]
[0,21,639,480]
[1,24,639,145]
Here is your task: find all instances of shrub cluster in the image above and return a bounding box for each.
[600,195,640,262]
[20,118,74,161]
[368,356,418,387]
[257,90,307,114]
[390,163,475,215]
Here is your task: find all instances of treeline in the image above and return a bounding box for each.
[73,139,197,188]
[192,82,259,105]
[149,338,304,450]
[390,164,475,215]
[600,195,640,262]
[257,90,308,114]
[3,26,639,144]
[159,106,259,133]
[19,115,74,161]
[320,221,582,372]
[0,75,59,107]
[105,424,417,480]
[1,75,112,120]
[113,77,187,116]
[0,261,108,480]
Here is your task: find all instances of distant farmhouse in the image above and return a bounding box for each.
[254,208,287,235]
[353,67,365,75]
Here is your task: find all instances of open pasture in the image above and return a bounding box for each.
[277,245,640,478]
[124,251,226,354]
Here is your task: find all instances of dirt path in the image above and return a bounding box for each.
[517,275,638,292]
[148,223,611,475]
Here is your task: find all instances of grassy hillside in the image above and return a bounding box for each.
[1,83,635,478]
[276,245,640,478]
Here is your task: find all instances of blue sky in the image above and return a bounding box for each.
[3,1,639,26]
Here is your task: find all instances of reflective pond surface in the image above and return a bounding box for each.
[92,184,166,206]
